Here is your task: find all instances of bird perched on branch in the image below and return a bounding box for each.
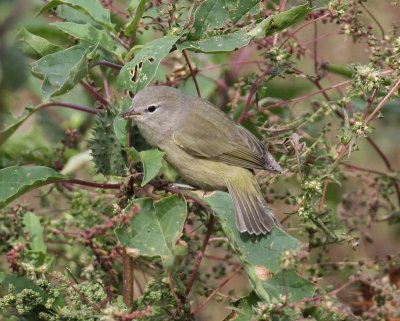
[121,86,282,235]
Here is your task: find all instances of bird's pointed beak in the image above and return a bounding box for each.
[120,108,142,119]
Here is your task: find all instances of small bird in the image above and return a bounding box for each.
[121,86,282,235]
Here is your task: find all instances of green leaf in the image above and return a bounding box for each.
[325,63,354,78]
[191,0,230,40]
[225,0,260,24]
[124,0,148,36]
[115,196,187,264]
[226,292,259,321]
[17,27,62,59]
[0,166,65,208]
[113,116,129,147]
[37,0,113,30]
[202,191,315,303]
[112,97,132,147]
[0,106,36,145]
[51,22,115,52]
[2,275,44,294]
[126,148,165,186]
[178,30,250,53]
[248,4,311,38]
[117,35,180,93]
[265,270,315,302]
[139,149,166,186]
[31,45,88,99]
[23,212,46,253]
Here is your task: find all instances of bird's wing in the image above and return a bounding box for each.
[172,111,281,172]
[235,125,282,172]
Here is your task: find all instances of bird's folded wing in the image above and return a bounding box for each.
[172,113,279,171]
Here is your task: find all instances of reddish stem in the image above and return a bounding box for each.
[300,276,364,304]
[191,265,242,316]
[91,60,123,71]
[122,250,134,308]
[260,80,351,111]
[279,13,330,49]
[237,65,271,124]
[318,144,349,212]
[63,179,121,190]
[363,78,400,124]
[182,50,201,97]
[185,214,215,295]
[37,102,98,114]
[80,80,109,106]
[365,137,400,205]
[342,163,388,176]
[359,2,385,38]
[362,88,377,121]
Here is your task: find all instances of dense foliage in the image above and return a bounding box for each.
[0,0,400,320]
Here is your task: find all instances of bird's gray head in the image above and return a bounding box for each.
[121,86,187,143]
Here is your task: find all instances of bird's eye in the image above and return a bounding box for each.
[147,105,157,113]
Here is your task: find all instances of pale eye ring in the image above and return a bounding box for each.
[147,105,157,113]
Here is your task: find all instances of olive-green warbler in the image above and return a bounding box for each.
[121,86,282,235]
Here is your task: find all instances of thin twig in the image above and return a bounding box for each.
[122,250,134,308]
[363,78,400,124]
[302,31,340,46]
[272,0,287,45]
[80,80,109,106]
[260,80,352,111]
[279,13,330,49]
[362,88,377,120]
[91,60,123,71]
[185,214,215,295]
[63,179,121,189]
[313,20,318,75]
[299,276,364,304]
[191,266,242,316]
[182,50,201,97]
[37,102,98,114]
[237,65,271,124]
[318,144,349,212]
[109,32,130,51]
[359,2,385,38]
[342,163,388,176]
[365,137,400,205]
[199,60,265,71]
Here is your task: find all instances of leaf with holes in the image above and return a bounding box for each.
[31,45,89,99]
[178,30,250,53]
[37,0,113,30]
[191,0,230,40]
[201,191,315,303]
[117,35,180,93]
[115,196,187,265]
[51,22,115,52]
[248,3,311,38]
[0,166,65,208]
[225,0,260,24]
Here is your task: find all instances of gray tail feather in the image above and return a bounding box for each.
[226,178,279,235]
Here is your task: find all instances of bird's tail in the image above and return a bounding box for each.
[226,171,278,235]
